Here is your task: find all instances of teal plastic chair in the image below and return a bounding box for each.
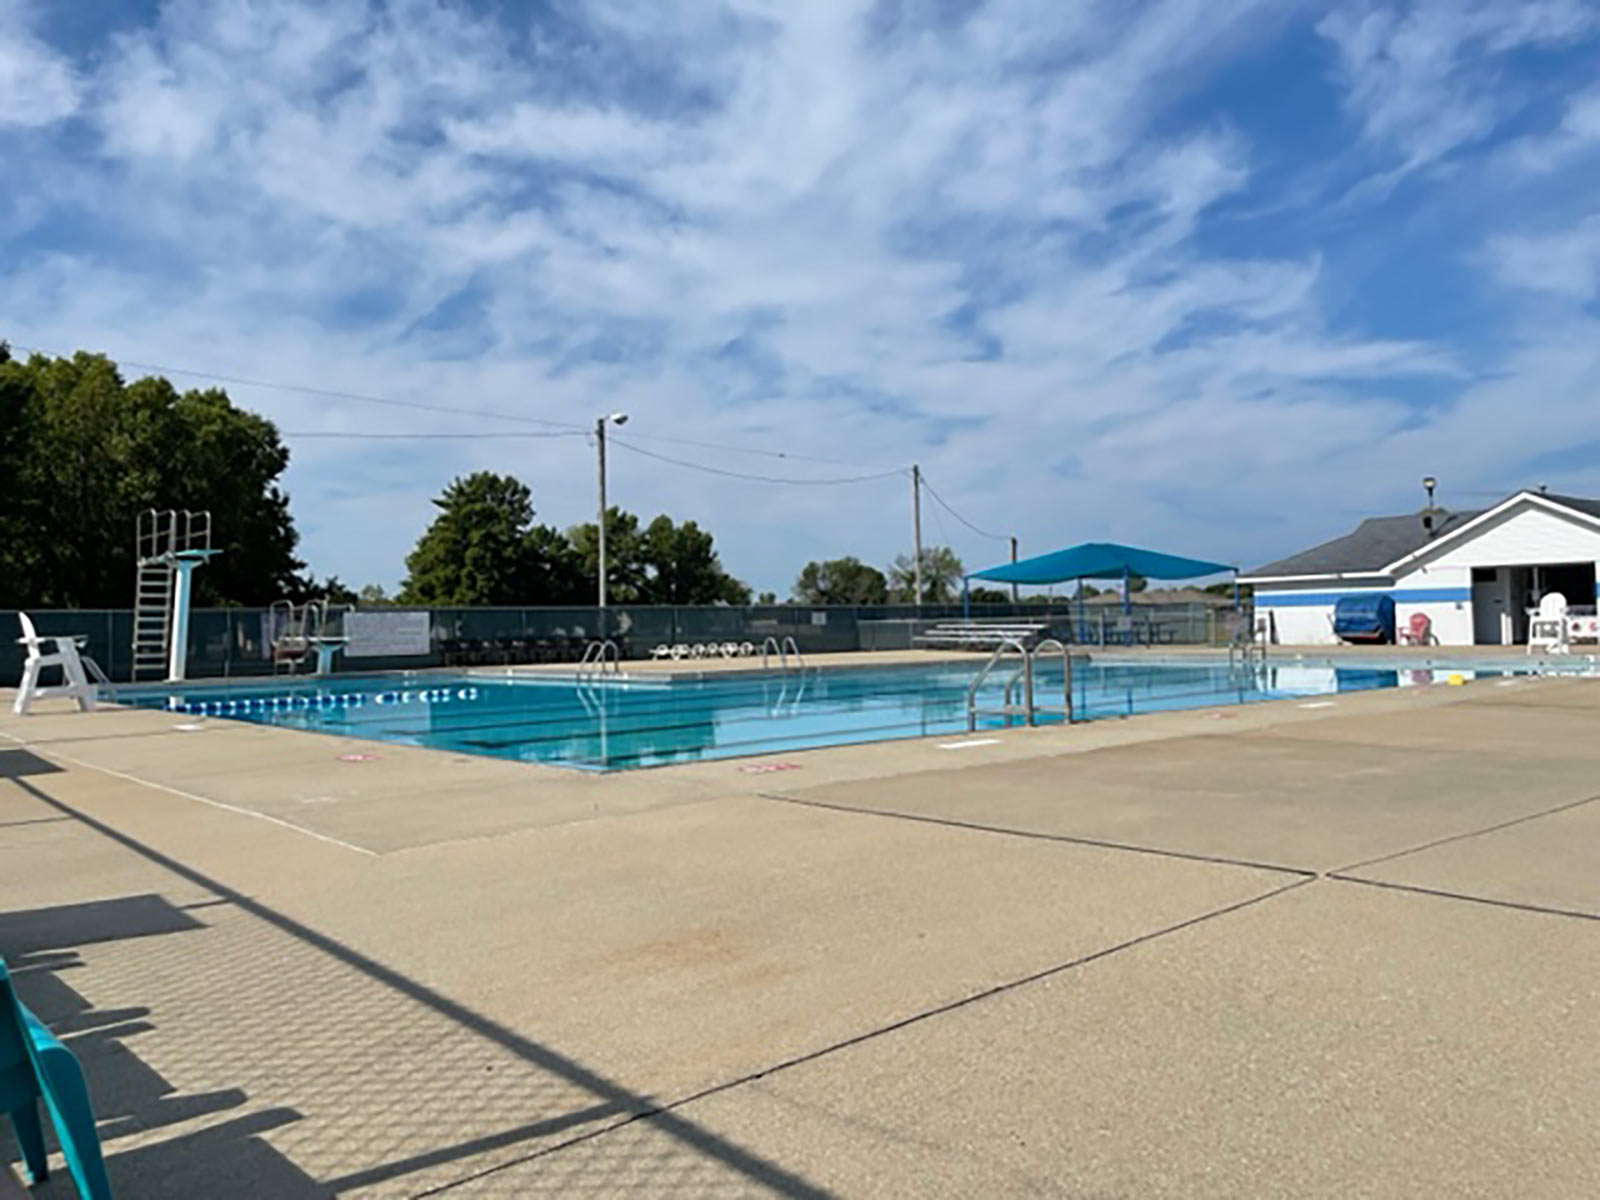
[0,958,113,1198]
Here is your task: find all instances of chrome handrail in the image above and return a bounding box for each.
[781,636,804,670]
[577,639,621,678]
[1033,637,1073,724]
[761,636,784,672]
[965,635,1032,732]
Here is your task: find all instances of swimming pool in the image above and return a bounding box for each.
[114,657,1580,771]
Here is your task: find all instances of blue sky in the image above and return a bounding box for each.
[3,0,1599,594]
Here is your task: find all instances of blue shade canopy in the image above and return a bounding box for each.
[969,542,1235,585]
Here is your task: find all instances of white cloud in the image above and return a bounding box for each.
[0,1,79,127]
[1488,217,1600,299]
[1501,81,1600,175]
[1318,0,1599,173]
[2,0,1598,591]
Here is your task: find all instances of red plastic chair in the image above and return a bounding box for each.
[1400,612,1432,645]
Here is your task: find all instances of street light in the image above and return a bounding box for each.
[596,412,629,618]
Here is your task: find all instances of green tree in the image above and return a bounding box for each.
[400,472,583,605]
[569,509,748,605]
[0,348,305,608]
[792,556,889,605]
[968,586,1011,604]
[756,591,777,605]
[887,546,964,603]
[358,583,394,606]
[567,508,647,603]
[640,514,750,604]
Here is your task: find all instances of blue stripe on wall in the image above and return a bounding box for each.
[1255,588,1471,608]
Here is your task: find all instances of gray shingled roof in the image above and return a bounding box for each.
[1245,491,1600,578]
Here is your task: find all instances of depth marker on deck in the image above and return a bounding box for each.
[1298,701,1337,709]
[938,738,1002,749]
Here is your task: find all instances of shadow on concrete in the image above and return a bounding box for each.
[1,897,328,1199]
[0,749,63,780]
[0,894,202,957]
[12,778,831,1198]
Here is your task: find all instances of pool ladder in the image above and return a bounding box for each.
[966,636,1073,731]
[760,636,804,673]
[1227,631,1267,674]
[577,639,622,678]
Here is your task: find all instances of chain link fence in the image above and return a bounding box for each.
[1,599,1244,684]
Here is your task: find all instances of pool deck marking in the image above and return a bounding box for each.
[0,728,379,857]
[936,738,1002,749]
[1298,701,1337,709]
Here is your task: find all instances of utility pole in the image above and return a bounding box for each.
[594,412,630,629]
[911,464,924,607]
[1009,535,1019,605]
[596,416,609,613]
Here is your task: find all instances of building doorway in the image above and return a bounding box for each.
[1472,561,1596,644]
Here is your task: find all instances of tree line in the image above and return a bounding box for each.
[2,345,982,611]
[5,345,1228,613]
[0,345,313,608]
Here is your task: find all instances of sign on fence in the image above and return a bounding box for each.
[346,610,431,658]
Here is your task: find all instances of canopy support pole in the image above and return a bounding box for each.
[962,577,970,621]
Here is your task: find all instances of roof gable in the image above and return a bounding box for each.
[1244,509,1481,579]
[1243,490,1600,580]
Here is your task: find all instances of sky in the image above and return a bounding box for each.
[3,0,1599,595]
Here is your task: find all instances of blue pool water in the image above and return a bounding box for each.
[114,659,1554,771]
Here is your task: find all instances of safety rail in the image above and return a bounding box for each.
[268,600,349,676]
[966,635,1075,731]
[1032,638,1074,724]
[576,639,622,678]
[136,509,213,564]
[1227,632,1267,672]
[760,635,808,673]
[965,636,1033,731]
[761,636,784,672]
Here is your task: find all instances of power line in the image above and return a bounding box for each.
[919,473,1009,542]
[9,343,586,432]
[10,340,902,470]
[619,430,901,471]
[609,436,908,486]
[282,430,584,440]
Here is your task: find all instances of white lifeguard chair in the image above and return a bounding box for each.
[13,613,104,715]
[132,510,220,682]
[1527,591,1569,654]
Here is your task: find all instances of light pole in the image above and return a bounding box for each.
[596,412,629,622]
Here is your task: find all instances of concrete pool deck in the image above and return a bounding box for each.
[2,660,1597,1196]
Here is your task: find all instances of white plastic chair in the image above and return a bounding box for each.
[13,613,99,715]
[1527,592,1569,654]
[649,644,673,659]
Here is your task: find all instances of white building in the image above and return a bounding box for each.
[1240,490,1600,646]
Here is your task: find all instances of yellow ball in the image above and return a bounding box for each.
[1446,674,1465,686]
